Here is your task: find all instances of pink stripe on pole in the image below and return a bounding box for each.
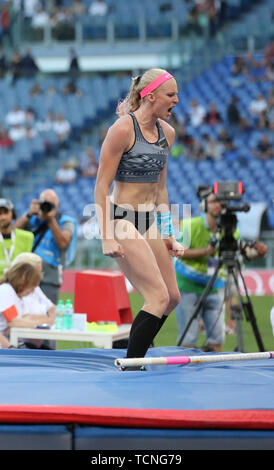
[166,356,191,365]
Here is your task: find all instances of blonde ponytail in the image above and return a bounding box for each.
[116,68,168,117]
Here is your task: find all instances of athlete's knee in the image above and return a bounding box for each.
[155,287,170,313]
[168,287,181,311]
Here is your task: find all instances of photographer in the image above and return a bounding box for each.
[14,189,78,303]
[175,190,267,352]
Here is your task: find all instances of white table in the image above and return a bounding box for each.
[9,324,132,349]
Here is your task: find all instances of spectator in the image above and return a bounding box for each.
[263,40,274,68]
[202,133,225,160]
[21,0,40,23]
[185,138,205,160]
[253,134,273,160]
[36,111,55,133]
[9,50,23,84]
[80,147,99,178]
[249,94,267,117]
[5,106,25,128]
[30,83,43,97]
[53,112,71,146]
[63,80,83,97]
[8,124,27,141]
[217,128,235,152]
[25,125,37,140]
[55,161,77,184]
[20,48,39,78]
[89,0,108,16]
[68,47,80,82]
[0,1,13,47]
[25,107,36,125]
[31,7,50,29]
[229,55,247,87]
[188,99,206,127]
[226,96,250,134]
[14,189,78,303]
[245,53,265,82]
[0,262,43,347]
[0,46,8,78]
[266,95,274,131]
[204,102,222,125]
[0,197,34,278]
[177,125,194,146]
[265,63,274,82]
[72,0,86,17]
[0,126,14,148]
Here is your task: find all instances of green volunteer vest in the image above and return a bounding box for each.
[176,215,239,294]
[0,228,34,278]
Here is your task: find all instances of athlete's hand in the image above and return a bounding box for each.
[164,236,185,257]
[102,239,125,258]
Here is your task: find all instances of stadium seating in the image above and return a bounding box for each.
[0,0,273,228]
[1,46,273,227]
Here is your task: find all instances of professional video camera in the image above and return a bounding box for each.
[177,181,265,352]
[197,181,253,261]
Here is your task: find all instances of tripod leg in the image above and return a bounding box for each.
[177,259,223,347]
[235,261,265,352]
[226,270,245,352]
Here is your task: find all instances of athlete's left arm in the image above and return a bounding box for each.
[155,121,175,210]
[155,122,184,257]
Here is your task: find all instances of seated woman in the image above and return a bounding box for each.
[10,252,56,349]
[0,263,43,347]
[11,253,56,324]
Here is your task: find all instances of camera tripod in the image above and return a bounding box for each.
[176,254,265,353]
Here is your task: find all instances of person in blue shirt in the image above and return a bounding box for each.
[14,189,78,303]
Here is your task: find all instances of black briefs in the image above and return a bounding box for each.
[110,202,155,236]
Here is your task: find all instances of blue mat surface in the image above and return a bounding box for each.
[0,346,274,411]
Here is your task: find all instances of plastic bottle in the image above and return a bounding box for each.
[55,300,64,330]
[63,299,74,330]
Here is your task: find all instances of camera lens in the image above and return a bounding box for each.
[40,201,54,213]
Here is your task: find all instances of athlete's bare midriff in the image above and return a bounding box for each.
[112,180,160,211]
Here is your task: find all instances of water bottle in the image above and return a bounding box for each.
[63,299,74,330]
[55,300,64,330]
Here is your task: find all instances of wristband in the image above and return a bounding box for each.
[25,212,32,219]
[156,211,175,238]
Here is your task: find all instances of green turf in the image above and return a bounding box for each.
[58,292,273,352]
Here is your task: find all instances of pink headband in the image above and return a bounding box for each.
[140,72,174,98]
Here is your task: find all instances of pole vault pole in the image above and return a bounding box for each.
[115,351,274,368]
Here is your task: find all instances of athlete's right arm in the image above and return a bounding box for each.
[94,117,132,257]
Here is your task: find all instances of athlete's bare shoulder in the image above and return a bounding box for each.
[101,114,134,155]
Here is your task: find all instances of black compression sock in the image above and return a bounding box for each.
[154,314,168,338]
[126,310,160,358]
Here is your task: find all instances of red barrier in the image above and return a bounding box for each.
[74,270,133,325]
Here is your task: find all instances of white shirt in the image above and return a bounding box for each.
[0,283,22,333]
[19,286,53,316]
[249,98,267,115]
[53,120,71,136]
[55,167,77,183]
[189,105,206,127]
[89,1,108,16]
[6,109,26,127]
[31,11,50,28]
